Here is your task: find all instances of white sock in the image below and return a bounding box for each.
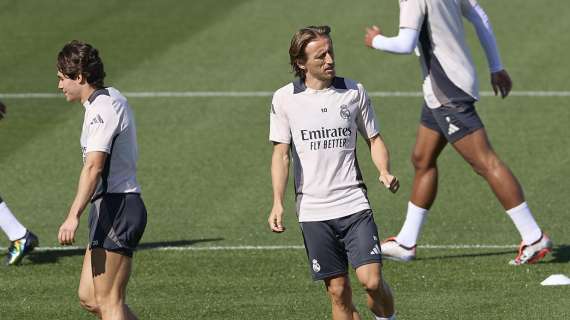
[506,202,542,245]
[0,200,28,241]
[375,314,396,320]
[395,201,428,247]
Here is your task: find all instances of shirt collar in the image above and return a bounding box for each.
[83,88,110,108]
[292,77,347,94]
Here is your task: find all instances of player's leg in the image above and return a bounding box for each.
[1,195,38,265]
[382,111,447,261]
[78,248,101,317]
[355,263,395,320]
[452,128,524,209]
[324,275,361,320]
[0,196,27,241]
[88,194,146,319]
[452,128,551,264]
[301,219,358,319]
[92,249,137,320]
[343,210,395,319]
[409,124,448,209]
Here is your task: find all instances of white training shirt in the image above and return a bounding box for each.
[269,77,379,222]
[399,0,482,108]
[81,87,141,199]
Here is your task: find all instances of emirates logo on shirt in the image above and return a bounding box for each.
[300,127,352,151]
[339,105,350,120]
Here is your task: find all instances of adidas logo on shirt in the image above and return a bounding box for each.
[370,244,381,255]
[90,114,105,125]
[446,116,460,135]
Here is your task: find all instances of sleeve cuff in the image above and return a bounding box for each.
[85,147,111,154]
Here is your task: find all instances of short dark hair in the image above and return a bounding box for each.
[289,25,332,79]
[57,40,105,88]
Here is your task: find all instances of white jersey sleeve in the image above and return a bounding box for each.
[399,0,426,31]
[355,84,380,139]
[461,0,503,72]
[84,100,122,154]
[269,91,291,144]
[372,28,418,54]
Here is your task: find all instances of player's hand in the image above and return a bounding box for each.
[491,69,512,98]
[268,205,286,233]
[379,174,399,193]
[58,216,79,245]
[364,25,382,48]
[0,100,6,120]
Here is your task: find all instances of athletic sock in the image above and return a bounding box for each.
[375,314,396,320]
[395,201,428,248]
[0,200,28,241]
[506,202,542,245]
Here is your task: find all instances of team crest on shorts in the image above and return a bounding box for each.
[312,259,321,272]
[339,105,350,120]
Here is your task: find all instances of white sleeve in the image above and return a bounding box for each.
[372,28,419,54]
[399,0,425,30]
[462,0,503,72]
[269,93,291,144]
[355,84,380,139]
[84,103,121,154]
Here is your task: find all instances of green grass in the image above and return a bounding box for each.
[0,0,569,319]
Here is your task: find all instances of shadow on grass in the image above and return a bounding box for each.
[416,249,516,261]
[415,245,569,264]
[549,245,570,264]
[26,238,224,265]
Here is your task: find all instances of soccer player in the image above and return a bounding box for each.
[269,26,399,320]
[0,101,39,266]
[56,41,147,320]
[364,0,552,265]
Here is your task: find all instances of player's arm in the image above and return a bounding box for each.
[366,134,399,193]
[58,151,107,245]
[268,142,290,233]
[364,26,418,54]
[365,0,423,54]
[462,0,512,98]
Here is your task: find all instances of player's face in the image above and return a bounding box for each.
[57,71,83,103]
[301,36,335,82]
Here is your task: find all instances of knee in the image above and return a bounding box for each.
[78,290,100,315]
[327,281,352,306]
[360,275,382,293]
[470,153,502,177]
[411,151,436,172]
[95,293,123,312]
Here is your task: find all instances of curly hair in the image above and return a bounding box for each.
[289,25,331,79]
[57,40,105,88]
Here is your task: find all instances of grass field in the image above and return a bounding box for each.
[0,0,569,319]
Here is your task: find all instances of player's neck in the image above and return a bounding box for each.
[304,76,332,91]
[80,86,97,104]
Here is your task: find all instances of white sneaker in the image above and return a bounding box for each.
[381,237,416,262]
[509,233,553,266]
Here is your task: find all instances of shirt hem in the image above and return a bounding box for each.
[298,204,371,222]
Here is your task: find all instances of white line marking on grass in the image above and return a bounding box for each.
[1,91,570,99]
[0,244,518,252]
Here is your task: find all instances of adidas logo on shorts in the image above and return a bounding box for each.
[446,117,460,135]
[370,244,381,255]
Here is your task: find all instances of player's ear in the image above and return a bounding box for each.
[77,73,86,84]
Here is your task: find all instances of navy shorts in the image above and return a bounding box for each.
[88,193,147,257]
[420,102,484,143]
[300,210,382,281]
